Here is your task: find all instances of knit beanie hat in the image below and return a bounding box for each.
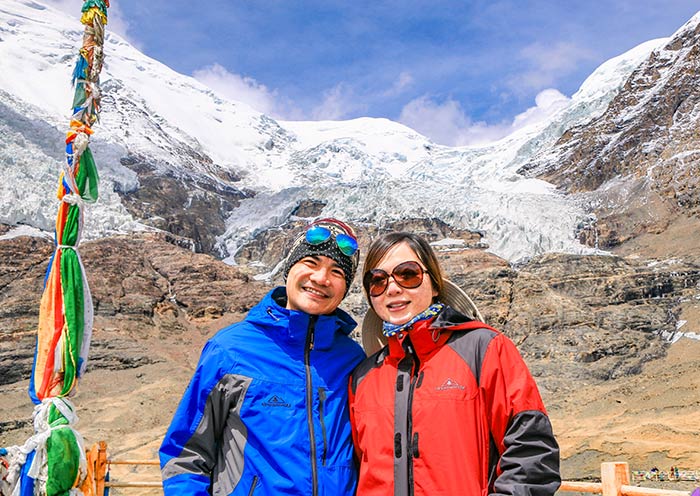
[283,218,360,296]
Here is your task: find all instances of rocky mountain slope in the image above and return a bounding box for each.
[520,13,700,251]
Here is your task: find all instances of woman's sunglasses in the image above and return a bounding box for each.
[305,225,359,257]
[363,261,426,297]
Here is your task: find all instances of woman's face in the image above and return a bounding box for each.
[369,242,438,326]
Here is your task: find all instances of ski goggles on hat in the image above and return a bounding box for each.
[363,260,427,297]
[305,224,359,257]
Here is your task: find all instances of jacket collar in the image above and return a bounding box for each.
[386,306,487,362]
[248,287,357,351]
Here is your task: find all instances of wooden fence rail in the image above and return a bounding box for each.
[556,462,691,496]
[83,441,163,493]
[85,443,696,496]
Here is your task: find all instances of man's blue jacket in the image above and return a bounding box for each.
[159,287,366,495]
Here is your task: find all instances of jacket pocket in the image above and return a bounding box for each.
[318,464,356,496]
[247,475,259,496]
[318,387,328,466]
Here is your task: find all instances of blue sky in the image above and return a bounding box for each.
[53,1,700,145]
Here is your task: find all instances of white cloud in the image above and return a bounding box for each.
[398,89,570,147]
[193,63,283,117]
[312,74,411,121]
[511,88,570,128]
[516,41,595,90]
[383,71,414,97]
[101,4,131,45]
[399,96,506,146]
[311,83,367,121]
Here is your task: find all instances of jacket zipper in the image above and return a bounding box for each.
[305,315,319,496]
[318,387,328,466]
[247,475,259,496]
[407,362,418,496]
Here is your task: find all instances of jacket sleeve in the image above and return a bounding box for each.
[481,334,561,496]
[159,340,238,495]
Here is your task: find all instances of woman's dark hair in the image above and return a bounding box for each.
[362,232,445,303]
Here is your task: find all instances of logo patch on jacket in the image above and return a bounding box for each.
[262,395,291,407]
[436,378,465,391]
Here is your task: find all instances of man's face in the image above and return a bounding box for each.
[286,255,346,315]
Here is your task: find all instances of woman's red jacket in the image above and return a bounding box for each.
[349,307,561,495]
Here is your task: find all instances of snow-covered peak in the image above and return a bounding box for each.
[573,39,667,103]
[668,9,700,39]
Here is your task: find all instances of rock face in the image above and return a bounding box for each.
[0,231,268,388]
[426,246,700,392]
[0,235,53,385]
[503,254,699,381]
[83,233,266,332]
[115,153,250,255]
[519,15,700,249]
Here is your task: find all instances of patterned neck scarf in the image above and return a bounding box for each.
[382,302,445,338]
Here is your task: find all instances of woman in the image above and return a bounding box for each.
[349,232,560,496]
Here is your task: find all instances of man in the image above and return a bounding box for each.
[159,218,366,495]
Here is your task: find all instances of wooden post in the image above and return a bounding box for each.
[95,440,108,496]
[80,443,98,496]
[601,461,630,496]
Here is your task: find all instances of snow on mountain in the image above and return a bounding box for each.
[0,0,667,262]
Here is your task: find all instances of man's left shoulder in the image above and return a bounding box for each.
[210,317,268,349]
[326,331,366,370]
[338,332,365,355]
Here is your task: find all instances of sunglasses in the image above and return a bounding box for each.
[305,225,359,257]
[363,261,427,297]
